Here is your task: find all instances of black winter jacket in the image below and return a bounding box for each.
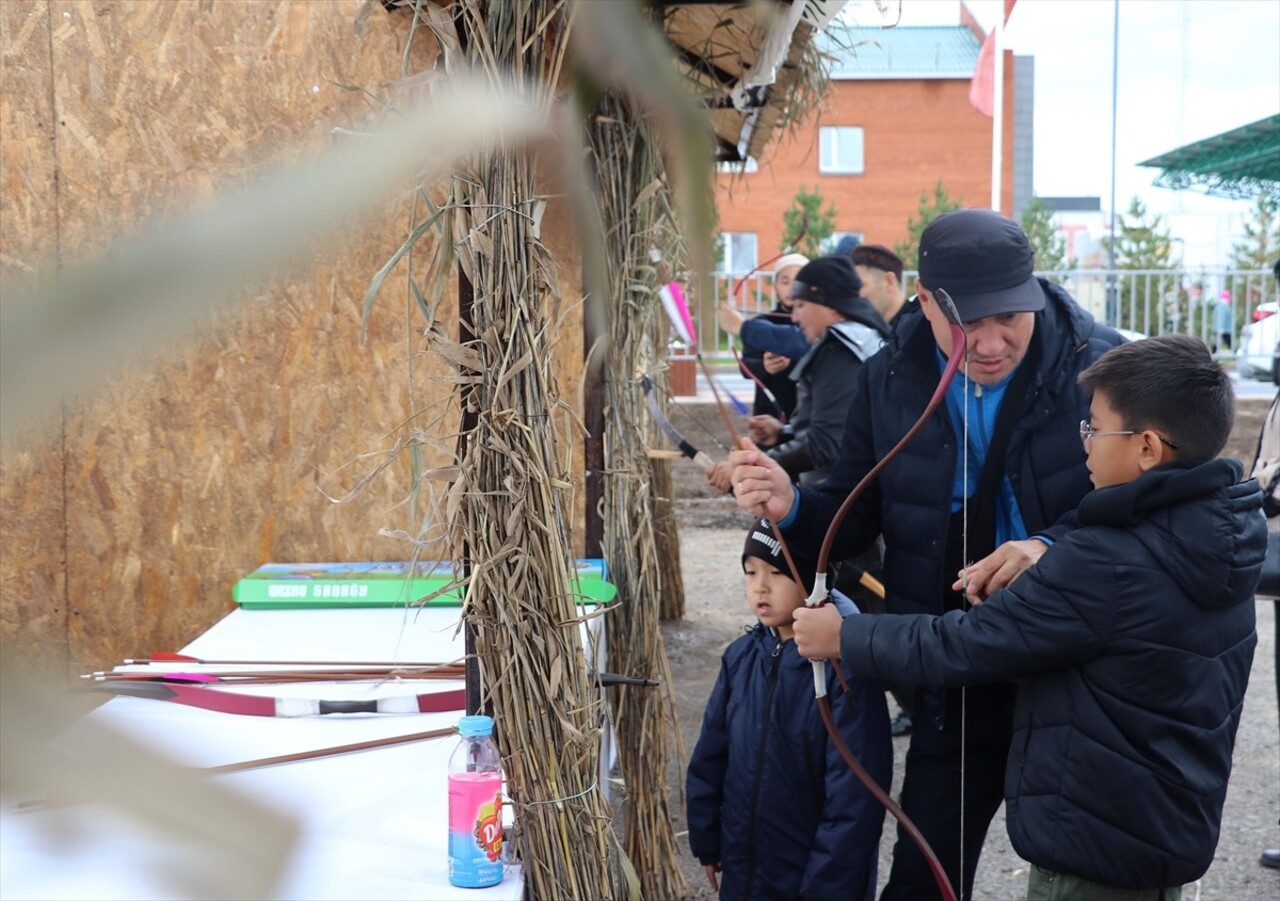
[686,625,892,901]
[784,280,1126,616]
[839,458,1264,888]
[770,299,891,485]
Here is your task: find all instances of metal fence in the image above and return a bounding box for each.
[687,268,1277,362]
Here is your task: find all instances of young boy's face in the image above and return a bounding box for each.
[1083,388,1161,488]
[743,557,806,639]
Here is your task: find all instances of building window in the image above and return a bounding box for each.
[718,232,758,273]
[717,156,759,174]
[819,126,865,174]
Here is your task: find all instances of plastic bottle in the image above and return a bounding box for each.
[447,714,505,888]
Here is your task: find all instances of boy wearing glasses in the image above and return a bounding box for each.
[794,335,1264,900]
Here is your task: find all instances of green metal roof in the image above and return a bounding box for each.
[817,25,981,79]
[1139,114,1280,201]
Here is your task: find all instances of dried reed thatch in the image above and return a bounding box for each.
[651,457,687,622]
[354,1,628,897]
[441,1,624,895]
[362,0,738,895]
[589,89,689,900]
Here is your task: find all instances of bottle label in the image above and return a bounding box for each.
[448,771,504,887]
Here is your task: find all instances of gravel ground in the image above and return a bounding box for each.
[659,399,1280,901]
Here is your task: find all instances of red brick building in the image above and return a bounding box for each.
[714,13,1027,271]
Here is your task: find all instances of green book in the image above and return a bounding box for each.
[233,559,615,609]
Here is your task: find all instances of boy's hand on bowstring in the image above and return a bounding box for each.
[728,437,795,521]
[952,538,1048,604]
[704,862,722,891]
[793,604,843,660]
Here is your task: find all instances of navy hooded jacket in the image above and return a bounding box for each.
[838,458,1264,888]
[686,625,892,901]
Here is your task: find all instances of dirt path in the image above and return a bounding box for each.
[661,399,1280,900]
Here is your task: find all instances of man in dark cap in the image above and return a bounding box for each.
[725,209,1126,901]
[706,254,890,490]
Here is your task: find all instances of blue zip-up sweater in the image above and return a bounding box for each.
[780,280,1126,616]
[940,356,1030,545]
[686,625,892,901]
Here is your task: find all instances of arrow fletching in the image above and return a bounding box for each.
[659,281,697,346]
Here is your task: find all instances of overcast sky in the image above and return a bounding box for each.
[840,0,1280,268]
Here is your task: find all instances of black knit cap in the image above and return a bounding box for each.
[918,208,1045,322]
[742,517,819,593]
[789,254,864,319]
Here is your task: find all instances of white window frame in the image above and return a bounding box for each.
[719,232,758,274]
[716,156,759,174]
[819,126,865,174]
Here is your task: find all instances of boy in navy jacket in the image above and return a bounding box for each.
[794,336,1264,899]
[686,519,892,900]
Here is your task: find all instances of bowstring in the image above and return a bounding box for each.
[646,375,734,455]
[959,338,970,899]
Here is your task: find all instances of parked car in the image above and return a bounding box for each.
[1236,302,1280,383]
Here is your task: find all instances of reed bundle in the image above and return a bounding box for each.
[358,0,766,894]
[429,2,622,897]
[589,89,689,900]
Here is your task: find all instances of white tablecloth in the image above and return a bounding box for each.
[3,606,605,900]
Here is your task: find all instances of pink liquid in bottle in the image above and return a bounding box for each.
[448,716,504,888]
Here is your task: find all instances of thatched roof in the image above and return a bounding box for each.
[658,1,845,161]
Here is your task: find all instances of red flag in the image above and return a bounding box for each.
[969,0,1017,117]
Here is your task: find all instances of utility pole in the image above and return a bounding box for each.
[1106,0,1120,325]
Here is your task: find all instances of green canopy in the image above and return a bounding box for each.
[1139,114,1279,201]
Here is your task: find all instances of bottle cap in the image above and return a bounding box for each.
[458,714,494,738]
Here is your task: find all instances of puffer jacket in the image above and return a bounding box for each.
[784,280,1126,616]
[838,458,1264,888]
[686,625,892,901]
[770,298,891,485]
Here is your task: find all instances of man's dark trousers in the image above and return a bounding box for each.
[881,681,1017,901]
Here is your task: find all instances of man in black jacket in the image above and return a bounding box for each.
[794,335,1262,898]
[706,255,889,490]
[726,209,1126,900]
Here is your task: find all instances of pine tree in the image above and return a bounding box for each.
[893,180,963,271]
[1020,197,1071,273]
[1229,192,1280,271]
[1225,192,1280,317]
[780,186,837,258]
[1105,196,1179,332]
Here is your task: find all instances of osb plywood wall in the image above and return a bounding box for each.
[0,0,587,680]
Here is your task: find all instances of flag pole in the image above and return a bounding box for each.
[990,8,1005,212]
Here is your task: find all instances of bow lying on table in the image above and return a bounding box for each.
[84,668,658,717]
[87,680,467,717]
[203,726,460,775]
[125,652,463,667]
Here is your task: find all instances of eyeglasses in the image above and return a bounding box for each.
[1079,420,1179,449]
